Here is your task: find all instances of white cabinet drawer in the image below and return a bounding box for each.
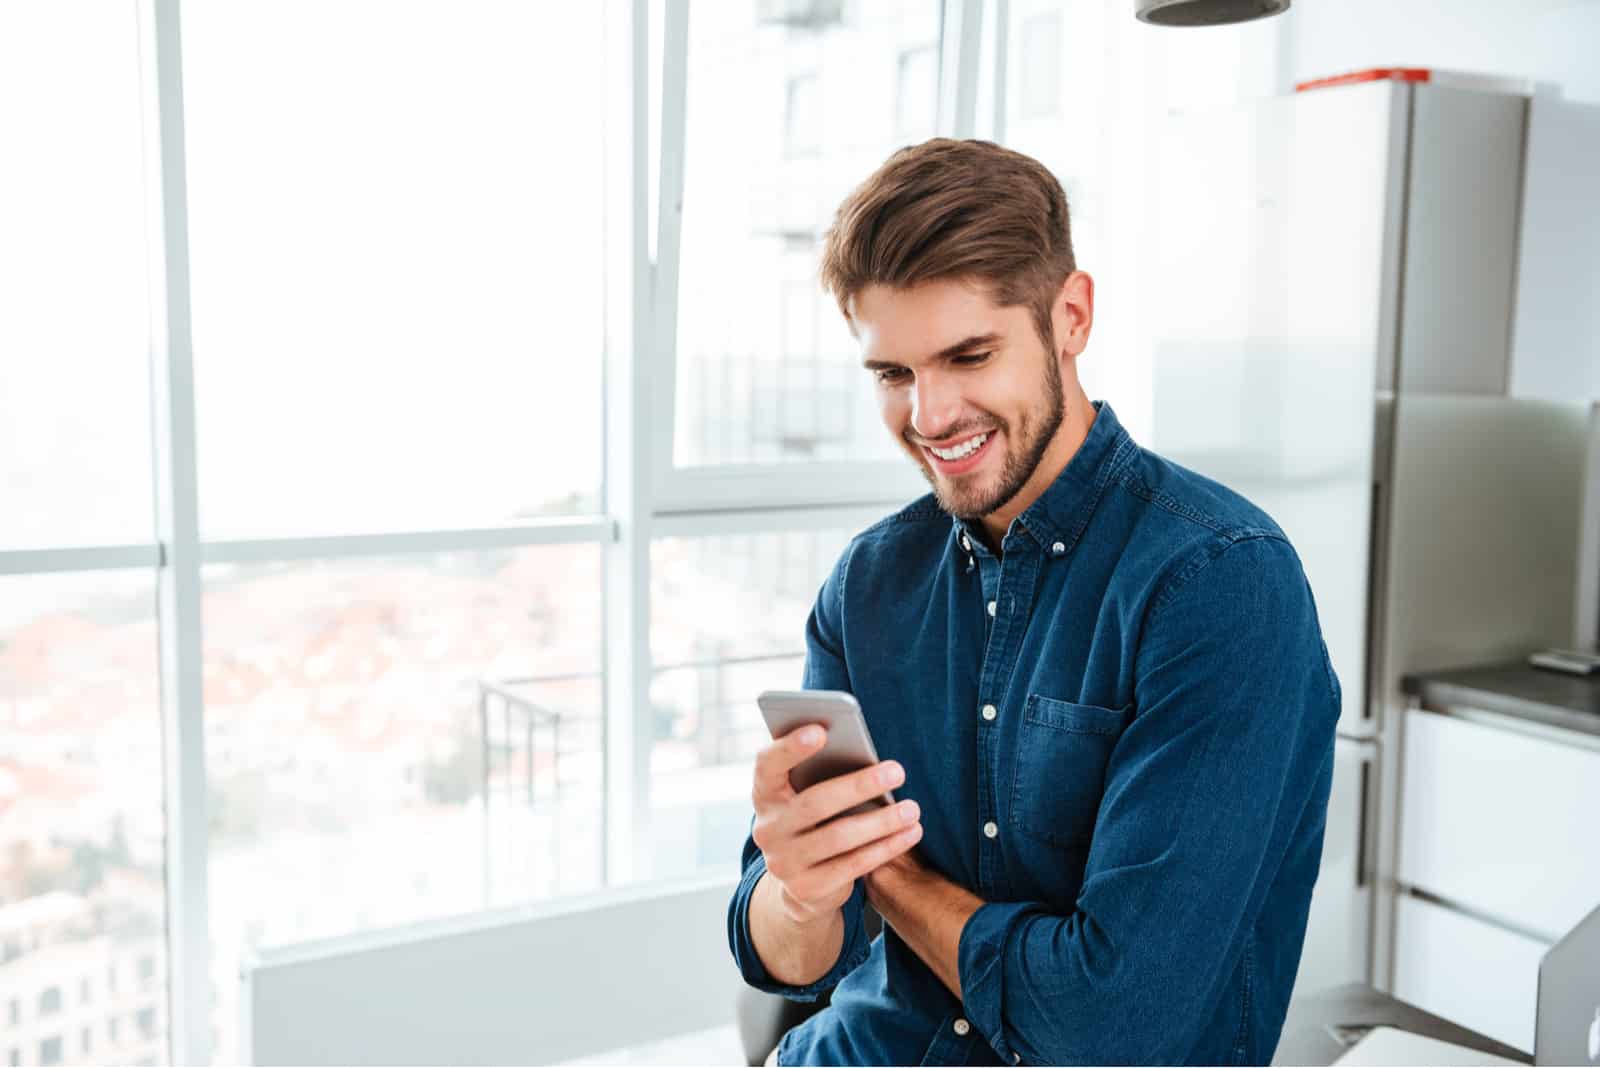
[1392,894,1549,1053]
[1398,709,1600,938]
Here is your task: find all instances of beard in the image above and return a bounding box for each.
[912,346,1065,521]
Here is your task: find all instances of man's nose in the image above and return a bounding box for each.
[910,371,962,441]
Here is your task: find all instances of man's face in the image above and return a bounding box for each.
[851,279,1065,521]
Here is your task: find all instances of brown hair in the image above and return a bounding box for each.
[818,138,1076,349]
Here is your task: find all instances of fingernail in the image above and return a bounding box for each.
[880,762,903,786]
[799,726,823,745]
[899,800,920,823]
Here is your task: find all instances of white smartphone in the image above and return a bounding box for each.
[757,689,895,818]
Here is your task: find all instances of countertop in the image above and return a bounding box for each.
[1400,660,1600,739]
[1274,983,1532,1066]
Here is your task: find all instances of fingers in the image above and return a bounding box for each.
[751,724,827,802]
[781,820,925,904]
[784,760,904,832]
[790,798,921,869]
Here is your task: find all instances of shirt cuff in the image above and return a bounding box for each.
[728,853,871,1002]
[958,900,1038,1063]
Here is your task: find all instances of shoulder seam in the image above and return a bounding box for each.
[1148,530,1293,625]
[1120,463,1283,540]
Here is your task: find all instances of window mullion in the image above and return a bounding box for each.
[602,0,659,887]
[136,1,211,1063]
[938,0,983,137]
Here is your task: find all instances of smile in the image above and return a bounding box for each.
[921,430,996,475]
[929,432,989,460]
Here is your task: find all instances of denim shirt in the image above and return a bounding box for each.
[727,401,1341,1066]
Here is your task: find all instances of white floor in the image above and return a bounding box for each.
[560,1023,747,1066]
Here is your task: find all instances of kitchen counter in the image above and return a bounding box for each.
[1274,983,1532,1066]
[1400,660,1600,738]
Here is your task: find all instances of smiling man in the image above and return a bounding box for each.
[727,139,1341,1066]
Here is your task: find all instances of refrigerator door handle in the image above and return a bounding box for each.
[1355,756,1371,889]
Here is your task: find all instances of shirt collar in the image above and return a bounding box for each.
[952,399,1134,558]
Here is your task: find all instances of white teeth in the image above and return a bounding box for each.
[931,432,988,461]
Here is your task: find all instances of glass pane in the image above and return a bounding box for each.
[0,4,153,550]
[0,570,168,1067]
[645,530,850,882]
[202,545,601,1065]
[1000,0,1107,247]
[672,1,941,467]
[181,2,606,539]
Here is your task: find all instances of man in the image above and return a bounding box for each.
[726,139,1340,1066]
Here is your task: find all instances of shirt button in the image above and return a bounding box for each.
[986,600,997,617]
[960,532,971,551]
[953,1018,971,1036]
[981,703,997,721]
[1051,540,1065,556]
[983,820,998,838]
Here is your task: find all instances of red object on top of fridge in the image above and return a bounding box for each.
[1296,67,1538,95]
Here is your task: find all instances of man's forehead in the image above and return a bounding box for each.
[849,280,1010,363]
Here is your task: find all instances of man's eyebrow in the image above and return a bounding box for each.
[861,332,1002,371]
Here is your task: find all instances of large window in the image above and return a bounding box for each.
[2,0,968,1063]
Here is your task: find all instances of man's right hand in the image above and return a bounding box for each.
[750,725,924,926]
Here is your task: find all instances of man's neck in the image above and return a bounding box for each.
[977,390,1096,548]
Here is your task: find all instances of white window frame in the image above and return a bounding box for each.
[0,1,986,1062]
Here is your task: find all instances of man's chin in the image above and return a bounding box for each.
[929,478,1001,522]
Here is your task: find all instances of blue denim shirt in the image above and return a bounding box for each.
[727,401,1341,1066]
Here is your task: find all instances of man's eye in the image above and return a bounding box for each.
[953,352,992,366]
[875,367,910,383]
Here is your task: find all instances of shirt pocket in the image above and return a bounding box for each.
[1008,695,1129,850]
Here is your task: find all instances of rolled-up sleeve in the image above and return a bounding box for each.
[957,535,1340,1064]
[727,546,873,1000]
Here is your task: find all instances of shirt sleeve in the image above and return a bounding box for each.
[957,534,1341,1065]
[726,546,872,1000]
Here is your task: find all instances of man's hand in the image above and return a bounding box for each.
[751,725,924,925]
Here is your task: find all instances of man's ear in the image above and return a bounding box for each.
[1054,271,1094,359]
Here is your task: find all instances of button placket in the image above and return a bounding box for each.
[971,552,1007,892]
[972,543,1042,895]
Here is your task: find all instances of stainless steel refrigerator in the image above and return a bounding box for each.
[1143,76,1589,1000]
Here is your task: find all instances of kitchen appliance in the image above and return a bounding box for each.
[1144,74,1592,1003]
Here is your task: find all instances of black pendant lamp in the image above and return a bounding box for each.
[1136,0,1290,26]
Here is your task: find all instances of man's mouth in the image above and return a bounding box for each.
[928,432,989,460]
[921,430,995,474]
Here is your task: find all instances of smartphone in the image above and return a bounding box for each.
[757,689,895,819]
